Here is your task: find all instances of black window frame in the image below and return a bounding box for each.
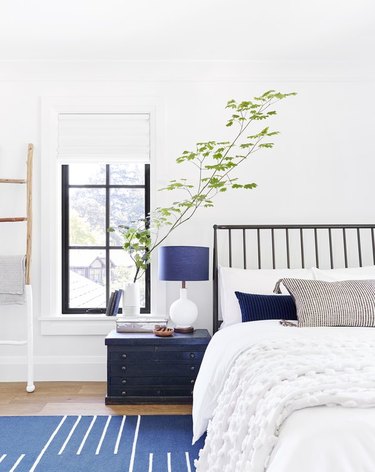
[61,163,151,314]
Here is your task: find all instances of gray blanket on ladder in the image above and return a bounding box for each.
[0,255,25,305]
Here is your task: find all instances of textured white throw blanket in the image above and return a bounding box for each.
[195,336,375,472]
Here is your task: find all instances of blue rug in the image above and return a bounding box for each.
[0,415,205,471]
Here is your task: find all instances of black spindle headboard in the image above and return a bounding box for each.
[213,224,375,333]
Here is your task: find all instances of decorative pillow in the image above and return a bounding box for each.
[219,266,314,328]
[312,266,375,282]
[235,292,297,323]
[274,278,375,327]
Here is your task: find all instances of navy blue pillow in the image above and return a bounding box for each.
[235,291,297,322]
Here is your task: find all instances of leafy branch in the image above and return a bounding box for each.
[110,90,297,282]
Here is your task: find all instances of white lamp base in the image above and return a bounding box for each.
[169,288,198,329]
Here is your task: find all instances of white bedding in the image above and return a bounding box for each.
[193,321,375,471]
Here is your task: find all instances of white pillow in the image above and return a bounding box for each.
[219,266,314,328]
[312,265,375,282]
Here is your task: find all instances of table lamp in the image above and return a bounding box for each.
[159,246,209,333]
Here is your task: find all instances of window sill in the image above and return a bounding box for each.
[40,315,117,336]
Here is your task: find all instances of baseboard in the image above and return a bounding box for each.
[0,355,107,381]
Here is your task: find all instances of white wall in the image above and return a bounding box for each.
[0,61,374,381]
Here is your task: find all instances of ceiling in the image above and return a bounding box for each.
[0,0,374,62]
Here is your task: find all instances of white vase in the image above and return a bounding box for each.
[123,281,140,317]
[169,288,198,328]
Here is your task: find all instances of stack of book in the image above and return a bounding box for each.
[106,289,123,316]
[116,315,168,333]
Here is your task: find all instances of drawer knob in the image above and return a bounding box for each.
[122,379,127,384]
[121,366,127,371]
[190,353,195,359]
[190,366,195,371]
[122,353,127,359]
[156,390,161,395]
[122,391,127,396]
[190,379,195,384]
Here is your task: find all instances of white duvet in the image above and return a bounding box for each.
[193,321,375,472]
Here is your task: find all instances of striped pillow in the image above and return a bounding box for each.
[274,278,375,327]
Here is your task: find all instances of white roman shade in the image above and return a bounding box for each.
[57,113,150,163]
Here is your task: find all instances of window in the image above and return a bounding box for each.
[62,163,150,314]
[40,101,157,331]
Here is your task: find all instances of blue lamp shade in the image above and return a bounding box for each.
[158,246,209,281]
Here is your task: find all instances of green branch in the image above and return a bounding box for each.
[110,90,297,281]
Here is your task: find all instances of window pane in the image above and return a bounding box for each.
[69,188,106,246]
[110,188,145,246]
[110,250,146,308]
[69,163,106,185]
[110,163,144,185]
[69,249,106,309]
[62,162,150,314]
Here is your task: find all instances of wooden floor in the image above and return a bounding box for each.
[0,382,192,416]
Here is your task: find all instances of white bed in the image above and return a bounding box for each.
[193,224,375,471]
[193,321,375,471]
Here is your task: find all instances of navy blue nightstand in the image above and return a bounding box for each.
[105,329,211,404]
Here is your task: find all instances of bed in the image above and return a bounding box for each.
[193,224,375,472]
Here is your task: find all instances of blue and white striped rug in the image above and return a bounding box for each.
[0,415,205,471]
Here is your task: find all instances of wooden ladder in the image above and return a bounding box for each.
[0,144,35,392]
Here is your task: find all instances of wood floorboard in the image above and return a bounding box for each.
[0,382,192,416]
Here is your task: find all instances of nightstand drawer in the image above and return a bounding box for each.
[108,386,194,397]
[155,345,207,352]
[109,349,204,363]
[109,376,196,387]
[154,350,204,362]
[109,349,155,362]
[109,362,200,377]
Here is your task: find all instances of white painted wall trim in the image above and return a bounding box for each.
[0,60,374,82]
[0,355,107,381]
[39,316,116,335]
[40,96,166,334]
